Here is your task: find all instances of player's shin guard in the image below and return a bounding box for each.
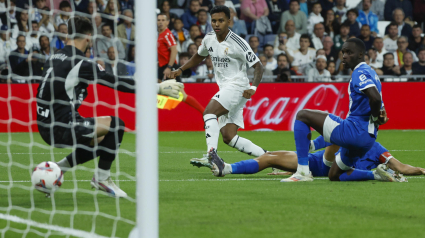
[339,169,375,181]
[204,114,219,152]
[228,135,266,157]
[310,135,332,152]
[96,117,125,180]
[231,159,259,174]
[294,120,311,174]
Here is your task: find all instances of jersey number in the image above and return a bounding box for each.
[38,67,53,98]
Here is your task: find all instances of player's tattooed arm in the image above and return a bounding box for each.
[243,61,263,99]
[168,53,206,79]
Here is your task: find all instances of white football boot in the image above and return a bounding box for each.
[91,176,128,197]
[280,171,314,182]
[374,164,408,182]
[190,154,212,169]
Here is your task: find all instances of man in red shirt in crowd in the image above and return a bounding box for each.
[157,14,178,82]
[157,13,205,115]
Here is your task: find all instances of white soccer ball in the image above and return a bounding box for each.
[31,161,64,194]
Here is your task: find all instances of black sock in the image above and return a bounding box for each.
[66,146,98,167]
[97,116,125,170]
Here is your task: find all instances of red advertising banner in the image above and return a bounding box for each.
[0,82,424,132]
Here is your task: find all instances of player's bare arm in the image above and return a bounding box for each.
[243,61,263,99]
[163,45,178,79]
[168,53,206,78]
[388,157,425,175]
[363,86,387,125]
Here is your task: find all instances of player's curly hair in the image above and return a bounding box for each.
[67,16,93,39]
[210,5,230,19]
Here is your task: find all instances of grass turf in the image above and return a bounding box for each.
[0,130,425,238]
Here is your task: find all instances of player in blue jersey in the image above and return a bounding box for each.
[194,137,424,180]
[281,38,392,182]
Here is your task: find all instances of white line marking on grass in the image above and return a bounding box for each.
[0,214,109,238]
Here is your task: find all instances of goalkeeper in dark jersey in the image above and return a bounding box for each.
[36,17,137,198]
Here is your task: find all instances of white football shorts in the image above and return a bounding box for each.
[212,85,249,129]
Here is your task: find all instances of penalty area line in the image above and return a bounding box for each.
[0,213,109,238]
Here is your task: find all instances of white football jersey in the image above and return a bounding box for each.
[291,47,316,72]
[383,36,397,53]
[198,30,260,89]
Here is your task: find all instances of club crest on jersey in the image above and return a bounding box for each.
[224,47,229,55]
[97,63,105,71]
[245,52,256,63]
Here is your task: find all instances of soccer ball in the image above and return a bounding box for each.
[31,162,64,194]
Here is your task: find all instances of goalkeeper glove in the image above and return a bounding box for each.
[158,79,184,99]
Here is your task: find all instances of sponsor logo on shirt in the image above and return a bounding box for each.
[211,56,230,68]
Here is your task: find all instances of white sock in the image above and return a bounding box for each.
[297,164,310,176]
[95,168,110,181]
[228,135,266,157]
[203,114,219,152]
[223,163,233,175]
[56,158,71,173]
[309,140,315,153]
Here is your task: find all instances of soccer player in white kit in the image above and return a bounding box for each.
[168,5,267,160]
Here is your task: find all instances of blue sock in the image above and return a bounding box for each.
[312,135,332,151]
[339,169,375,181]
[294,120,310,166]
[231,159,259,174]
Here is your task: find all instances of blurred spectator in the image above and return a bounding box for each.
[299,0,308,17]
[160,0,178,29]
[1,0,19,40]
[38,7,54,37]
[400,51,413,80]
[93,13,104,35]
[97,24,126,59]
[38,35,51,59]
[368,48,380,69]
[344,9,361,37]
[307,55,331,82]
[327,60,337,80]
[364,52,370,65]
[171,18,190,52]
[266,0,288,34]
[177,52,193,78]
[228,7,247,38]
[0,26,17,64]
[103,0,122,32]
[384,8,412,37]
[104,46,128,75]
[311,22,324,50]
[263,44,277,70]
[324,9,340,39]
[304,48,325,76]
[412,48,425,80]
[157,13,177,81]
[393,36,418,66]
[26,21,40,51]
[359,24,375,51]
[214,0,236,12]
[127,45,135,76]
[357,0,379,36]
[273,53,296,82]
[384,0,412,21]
[273,32,295,60]
[333,23,349,53]
[280,0,307,34]
[187,43,198,56]
[376,52,400,77]
[335,50,351,75]
[54,1,71,30]
[413,0,425,26]
[323,36,337,62]
[51,23,67,52]
[197,9,212,34]
[95,0,107,12]
[307,2,323,35]
[253,54,274,78]
[373,37,387,68]
[182,24,201,53]
[73,0,90,13]
[30,0,46,23]
[333,0,347,24]
[8,35,30,77]
[248,35,260,56]
[408,25,422,52]
[356,0,385,21]
[281,20,300,52]
[318,0,334,16]
[87,1,97,15]
[198,0,213,11]
[196,55,215,82]
[117,9,134,55]
[240,0,269,34]
[181,0,200,30]
[291,34,316,74]
[119,0,134,12]
[383,23,398,52]
[194,35,203,47]
[17,9,30,34]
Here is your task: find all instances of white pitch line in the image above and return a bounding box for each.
[0,177,423,183]
[0,214,109,238]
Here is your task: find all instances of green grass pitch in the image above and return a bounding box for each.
[1,130,425,238]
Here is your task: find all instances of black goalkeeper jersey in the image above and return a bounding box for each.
[36,45,134,126]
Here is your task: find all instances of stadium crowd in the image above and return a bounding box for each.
[1,0,425,83]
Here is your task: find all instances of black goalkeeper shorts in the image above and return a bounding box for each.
[38,117,96,148]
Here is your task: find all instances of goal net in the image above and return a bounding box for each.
[0,1,140,237]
